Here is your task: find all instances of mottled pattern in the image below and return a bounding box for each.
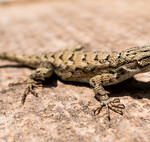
[0,45,150,119]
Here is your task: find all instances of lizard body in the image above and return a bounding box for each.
[0,45,150,119]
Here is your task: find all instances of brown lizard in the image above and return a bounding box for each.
[0,45,150,119]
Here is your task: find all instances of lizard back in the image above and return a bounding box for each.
[50,51,123,82]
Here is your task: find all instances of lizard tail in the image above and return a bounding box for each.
[0,52,40,68]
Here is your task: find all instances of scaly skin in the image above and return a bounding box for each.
[1,45,150,120]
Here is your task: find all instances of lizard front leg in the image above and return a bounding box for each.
[22,62,54,104]
[89,74,125,120]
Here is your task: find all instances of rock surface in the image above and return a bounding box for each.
[0,0,150,141]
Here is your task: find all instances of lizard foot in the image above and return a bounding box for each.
[21,79,43,104]
[94,98,125,120]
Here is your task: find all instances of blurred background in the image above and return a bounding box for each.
[0,0,150,142]
[0,0,150,54]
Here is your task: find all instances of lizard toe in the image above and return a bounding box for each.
[21,80,42,104]
[94,98,125,120]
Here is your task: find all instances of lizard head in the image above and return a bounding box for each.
[121,45,150,64]
[121,45,150,72]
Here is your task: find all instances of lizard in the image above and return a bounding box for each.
[0,45,150,119]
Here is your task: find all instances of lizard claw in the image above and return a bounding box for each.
[108,99,125,115]
[21,79,43,104]
[94,98,125,120]
[8,79,43,104]
[94,103,105,115]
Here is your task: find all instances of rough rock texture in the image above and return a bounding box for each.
[0,0,150,142]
